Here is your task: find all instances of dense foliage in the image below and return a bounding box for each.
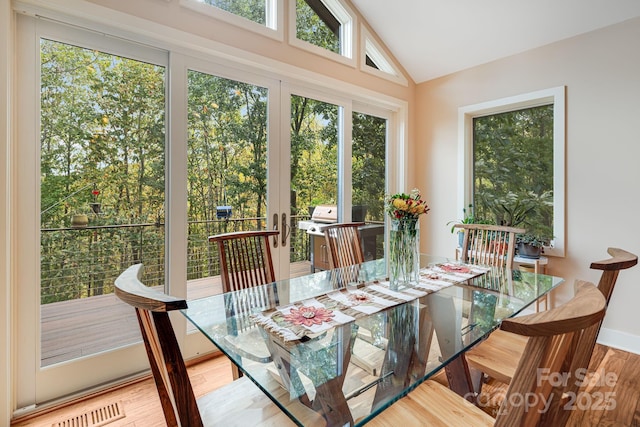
[296,0,340,54]
[473,105,554,240]
[202,0,267,25]
[40,39,166,303]
[39,32,386,303]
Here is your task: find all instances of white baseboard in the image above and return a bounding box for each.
[597,327,640,355]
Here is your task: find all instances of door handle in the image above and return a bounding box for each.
[281,212,290,247]
[272,213,279,248]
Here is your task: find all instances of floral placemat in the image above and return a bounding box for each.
[251,262,489,341]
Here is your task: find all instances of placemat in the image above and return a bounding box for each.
[251,262,489,341]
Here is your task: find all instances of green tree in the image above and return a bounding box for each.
[473,105,554,238]
[296,0,340,54]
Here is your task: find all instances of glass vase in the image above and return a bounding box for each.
[389,218,420,290]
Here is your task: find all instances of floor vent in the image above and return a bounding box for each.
[52,401,125,427]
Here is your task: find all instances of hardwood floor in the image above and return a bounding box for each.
[11,343,640,426]
[478,344,640,427]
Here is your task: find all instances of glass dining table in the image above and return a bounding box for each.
[182,255,564,427]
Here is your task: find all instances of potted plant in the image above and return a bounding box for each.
[516,233,549,259]
[447,204,474,246]
[447,204,492,247]
[71,213,89,228]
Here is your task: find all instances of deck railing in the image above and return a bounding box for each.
[40,216,310,304]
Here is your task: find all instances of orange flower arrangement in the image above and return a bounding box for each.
[385,189,430,220]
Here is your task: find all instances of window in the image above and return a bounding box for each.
[193,0,268,25]
[352,111,386,222]
[16,7,406,404]
[290,0,355,65]
[296,0,340,54]
[39,38,167,364]
[360,27,407,85]
[459,87,565,257]
[186,70,269,290]
[180,0,282,39]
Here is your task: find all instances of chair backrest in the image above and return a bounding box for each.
[454,223,526,269]
[590,247,638,303]
[115,264,204,427]
[209,230,279,293]
[494,281,606,427]
[323,222,366,269]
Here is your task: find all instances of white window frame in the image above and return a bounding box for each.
[288,0,357,67]
[179,0,284,41]
[360,26,407,86]
[458,86,566,257]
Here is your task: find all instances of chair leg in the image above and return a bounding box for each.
[231,363,243,380]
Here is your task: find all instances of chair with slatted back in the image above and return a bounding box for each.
[323,222,365,269]
[465,247,637,390]
[209,230,280,293]
[209,229,279,379]
[367,280,607,427]
[114,264,325,427]
[455,223,526,269]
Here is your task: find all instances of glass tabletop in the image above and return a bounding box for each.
[182,255,564,427]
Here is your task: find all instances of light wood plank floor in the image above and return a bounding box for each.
[11,344,640,426]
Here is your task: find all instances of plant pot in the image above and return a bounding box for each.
[71,214,89,228]
[518,242,541,259]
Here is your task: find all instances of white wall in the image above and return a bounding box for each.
[416,17,640,353]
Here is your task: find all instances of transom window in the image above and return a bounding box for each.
[180,0,281,39]
[196,0,268,25]
[290,0,355,64]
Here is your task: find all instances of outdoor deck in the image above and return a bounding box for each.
[41,260,312,366]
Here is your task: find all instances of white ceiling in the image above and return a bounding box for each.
[350,0,640,83]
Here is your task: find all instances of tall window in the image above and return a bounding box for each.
[290,94,339,213]
[473,105,554,240]
[186,70,269,288]
[352,111,386,222]
[40,39,166,365]
[459,87,565,256]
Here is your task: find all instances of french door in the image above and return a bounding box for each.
[15,14,395,409]
[16,16,173,405]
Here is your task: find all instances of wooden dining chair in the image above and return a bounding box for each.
[367,280,607,427]
[323,222,365,269]
[208,229,280,379]
[465,247,638,388]
[114,264,325,427]
[454,223,526,269]
[208,230,280,293]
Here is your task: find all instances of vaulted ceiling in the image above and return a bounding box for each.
[351,0,640,83]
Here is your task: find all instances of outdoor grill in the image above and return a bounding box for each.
[297,205,338,271]
[297,205,383,272]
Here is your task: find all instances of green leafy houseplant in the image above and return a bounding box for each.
[447,204,493,247]
[516,233,551,259]
[517,234,548,248]
[447,204,476,234]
